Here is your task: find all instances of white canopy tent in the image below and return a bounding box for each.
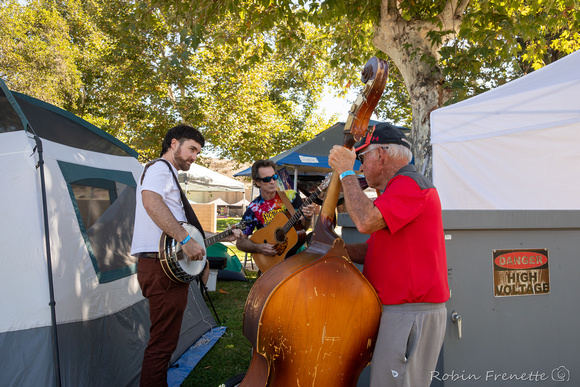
[431,49,580,210]
[178,163,244,193]
[209,198,230,206]
[231,198,250,207]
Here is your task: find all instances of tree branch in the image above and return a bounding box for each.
[386,0,401,18]
[454,0,471,19]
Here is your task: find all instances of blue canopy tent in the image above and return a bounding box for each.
[235,120,409,189]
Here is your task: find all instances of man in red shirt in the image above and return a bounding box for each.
[329,123,449,387]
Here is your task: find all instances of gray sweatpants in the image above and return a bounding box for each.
[370,303,447,387]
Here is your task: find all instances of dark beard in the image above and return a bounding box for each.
[174,146,191,171]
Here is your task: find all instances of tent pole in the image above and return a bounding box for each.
[293,169,298,191]
[33,134,62,387]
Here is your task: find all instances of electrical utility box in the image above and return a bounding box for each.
[338,210,580,386]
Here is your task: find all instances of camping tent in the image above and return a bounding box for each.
[431,49,580,210]
[179,163,245,192]
[0,79,216,386]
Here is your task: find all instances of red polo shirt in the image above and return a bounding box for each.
[362,166,450,305]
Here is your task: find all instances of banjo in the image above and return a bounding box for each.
[159,221,246,283]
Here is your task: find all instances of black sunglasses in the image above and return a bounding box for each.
[258,174,279,183]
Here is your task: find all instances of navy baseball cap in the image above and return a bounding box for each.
[354,123,411,152]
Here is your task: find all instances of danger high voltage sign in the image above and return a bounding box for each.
[493,248,550,297]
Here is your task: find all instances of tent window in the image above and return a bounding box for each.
[71,181,119,229]
[0,93,26,133]
[58,161,138,283]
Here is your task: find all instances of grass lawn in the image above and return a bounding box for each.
[182,218,257,387]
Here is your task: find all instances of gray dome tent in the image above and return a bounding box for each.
[0,78,216,386]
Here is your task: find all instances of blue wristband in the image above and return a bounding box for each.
[179,235,191,246]
[339,170,356,181]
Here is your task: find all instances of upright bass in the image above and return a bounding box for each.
[240,57,389,387]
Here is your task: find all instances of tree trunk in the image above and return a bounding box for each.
[372,0,469,179]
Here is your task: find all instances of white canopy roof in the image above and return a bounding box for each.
[231,198,250,207]
[431,49,580,210]
[209,198,229,206]
[179,163,244,192]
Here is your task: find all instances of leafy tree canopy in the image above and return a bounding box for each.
[1,0,337,163]
[140,0,579,122]
[1,0,578,166]
[0,0,82,106]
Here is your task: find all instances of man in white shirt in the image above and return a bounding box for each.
[131,124,241,387]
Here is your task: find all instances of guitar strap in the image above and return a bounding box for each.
[277,190,296,216]
[142,158,206,239]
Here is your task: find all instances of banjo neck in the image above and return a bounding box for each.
[204,228,235,248]
[203,221,247,248]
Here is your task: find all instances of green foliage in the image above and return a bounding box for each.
[0,0,82,106]
[374,63,413,128]
[2,0,579,160]
[217,218,243,230]
[68,0,190,155]
[135,0,578,131]
[1,0,335,163]
[439,0,580,105]
[98,1,341,162]
[177,21,335,162]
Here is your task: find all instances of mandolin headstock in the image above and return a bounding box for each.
[343,57,389,148]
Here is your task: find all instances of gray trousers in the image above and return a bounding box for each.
[370,303,447,387]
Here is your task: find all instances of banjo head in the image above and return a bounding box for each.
[159,222,206,282]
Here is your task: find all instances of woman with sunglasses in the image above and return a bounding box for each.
[236,159,316,261]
